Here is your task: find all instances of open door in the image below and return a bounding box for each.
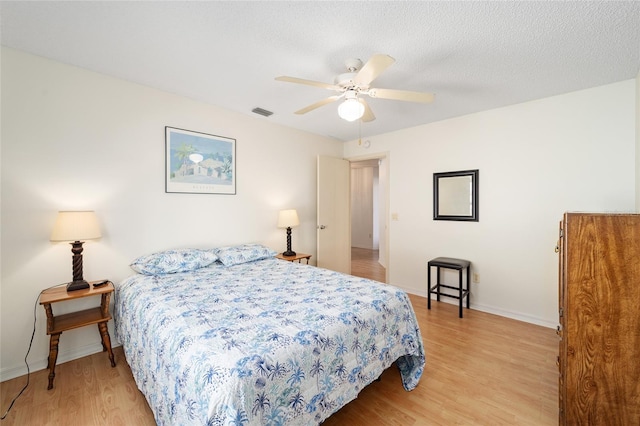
[317,156,351,274]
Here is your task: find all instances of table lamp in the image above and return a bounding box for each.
[277,209,299,256]
[50,211,102,291]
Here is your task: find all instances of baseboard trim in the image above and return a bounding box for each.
[401,288,556,329]
[1,341,122,383]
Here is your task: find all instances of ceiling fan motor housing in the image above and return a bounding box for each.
[335,58,364,89]
[335,72,359,89]
[344,58,363,72]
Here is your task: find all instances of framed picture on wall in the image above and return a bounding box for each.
[165,126,236,194]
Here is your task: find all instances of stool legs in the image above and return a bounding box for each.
[436,267,442,302]
[427,266,432,310]
[427,263,469,318]
[466,267,471,309]
[458,270,463,318]
[427,266,443,309]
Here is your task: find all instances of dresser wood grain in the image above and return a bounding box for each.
[558,213,640,424]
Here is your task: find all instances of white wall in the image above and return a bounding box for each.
[0,48,342,380]
[344,80,637,327]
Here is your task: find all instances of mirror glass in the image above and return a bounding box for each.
[433,169,478,221]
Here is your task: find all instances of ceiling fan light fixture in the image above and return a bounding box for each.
[338,97,365,122]
[276,54,433,124]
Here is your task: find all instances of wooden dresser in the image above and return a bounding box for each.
[557,213,640,424]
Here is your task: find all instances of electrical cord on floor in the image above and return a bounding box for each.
[1,284,61,420]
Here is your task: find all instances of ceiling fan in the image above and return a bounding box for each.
[275,54,435,122]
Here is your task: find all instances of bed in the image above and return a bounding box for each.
[114,244,425,425]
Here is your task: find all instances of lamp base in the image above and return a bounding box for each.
[66,280,90,292]
[282,250,297,257]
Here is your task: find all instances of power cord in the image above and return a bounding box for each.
[1,284,62,420]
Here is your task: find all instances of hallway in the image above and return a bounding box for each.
[351,247,386,283]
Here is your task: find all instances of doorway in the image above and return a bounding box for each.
[350,157,388,283]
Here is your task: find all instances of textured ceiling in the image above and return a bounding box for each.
[1,1,639,142]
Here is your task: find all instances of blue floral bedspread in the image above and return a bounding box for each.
[114,257,425,425]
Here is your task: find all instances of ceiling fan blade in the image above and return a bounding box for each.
[276,76,342,91]
[367,87,435,103]
[354,54,395,86]
[360,99,376,122]
[294,95,342,115]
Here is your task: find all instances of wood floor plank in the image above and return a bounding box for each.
[1,252,557,425]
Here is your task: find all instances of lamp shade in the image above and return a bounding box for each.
[277,209,300,228]
[50,211,102,242]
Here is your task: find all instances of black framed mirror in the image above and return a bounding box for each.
[433,169,479,221]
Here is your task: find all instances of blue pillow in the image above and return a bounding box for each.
[215,243,276,267]
[130,248,218,275]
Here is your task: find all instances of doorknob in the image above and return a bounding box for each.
[318,225,326,230]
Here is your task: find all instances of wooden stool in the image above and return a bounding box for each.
[427,257,471,318]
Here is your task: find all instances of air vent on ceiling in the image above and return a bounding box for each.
[252,107,273,117]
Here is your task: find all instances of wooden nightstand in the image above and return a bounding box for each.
[276,253,312,264]
[39,280,116,390]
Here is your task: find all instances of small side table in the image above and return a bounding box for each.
[39,280,116,390]
[276,253,312,264]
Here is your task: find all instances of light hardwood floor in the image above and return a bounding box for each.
[351,247,386,283]
[1,258,558,425]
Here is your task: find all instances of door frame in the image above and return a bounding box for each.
[347,152,390,283]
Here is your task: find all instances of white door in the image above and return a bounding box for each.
[317,156,351,274]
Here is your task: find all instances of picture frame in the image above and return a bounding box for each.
[165,126,236,194]
[433,169,478,221]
